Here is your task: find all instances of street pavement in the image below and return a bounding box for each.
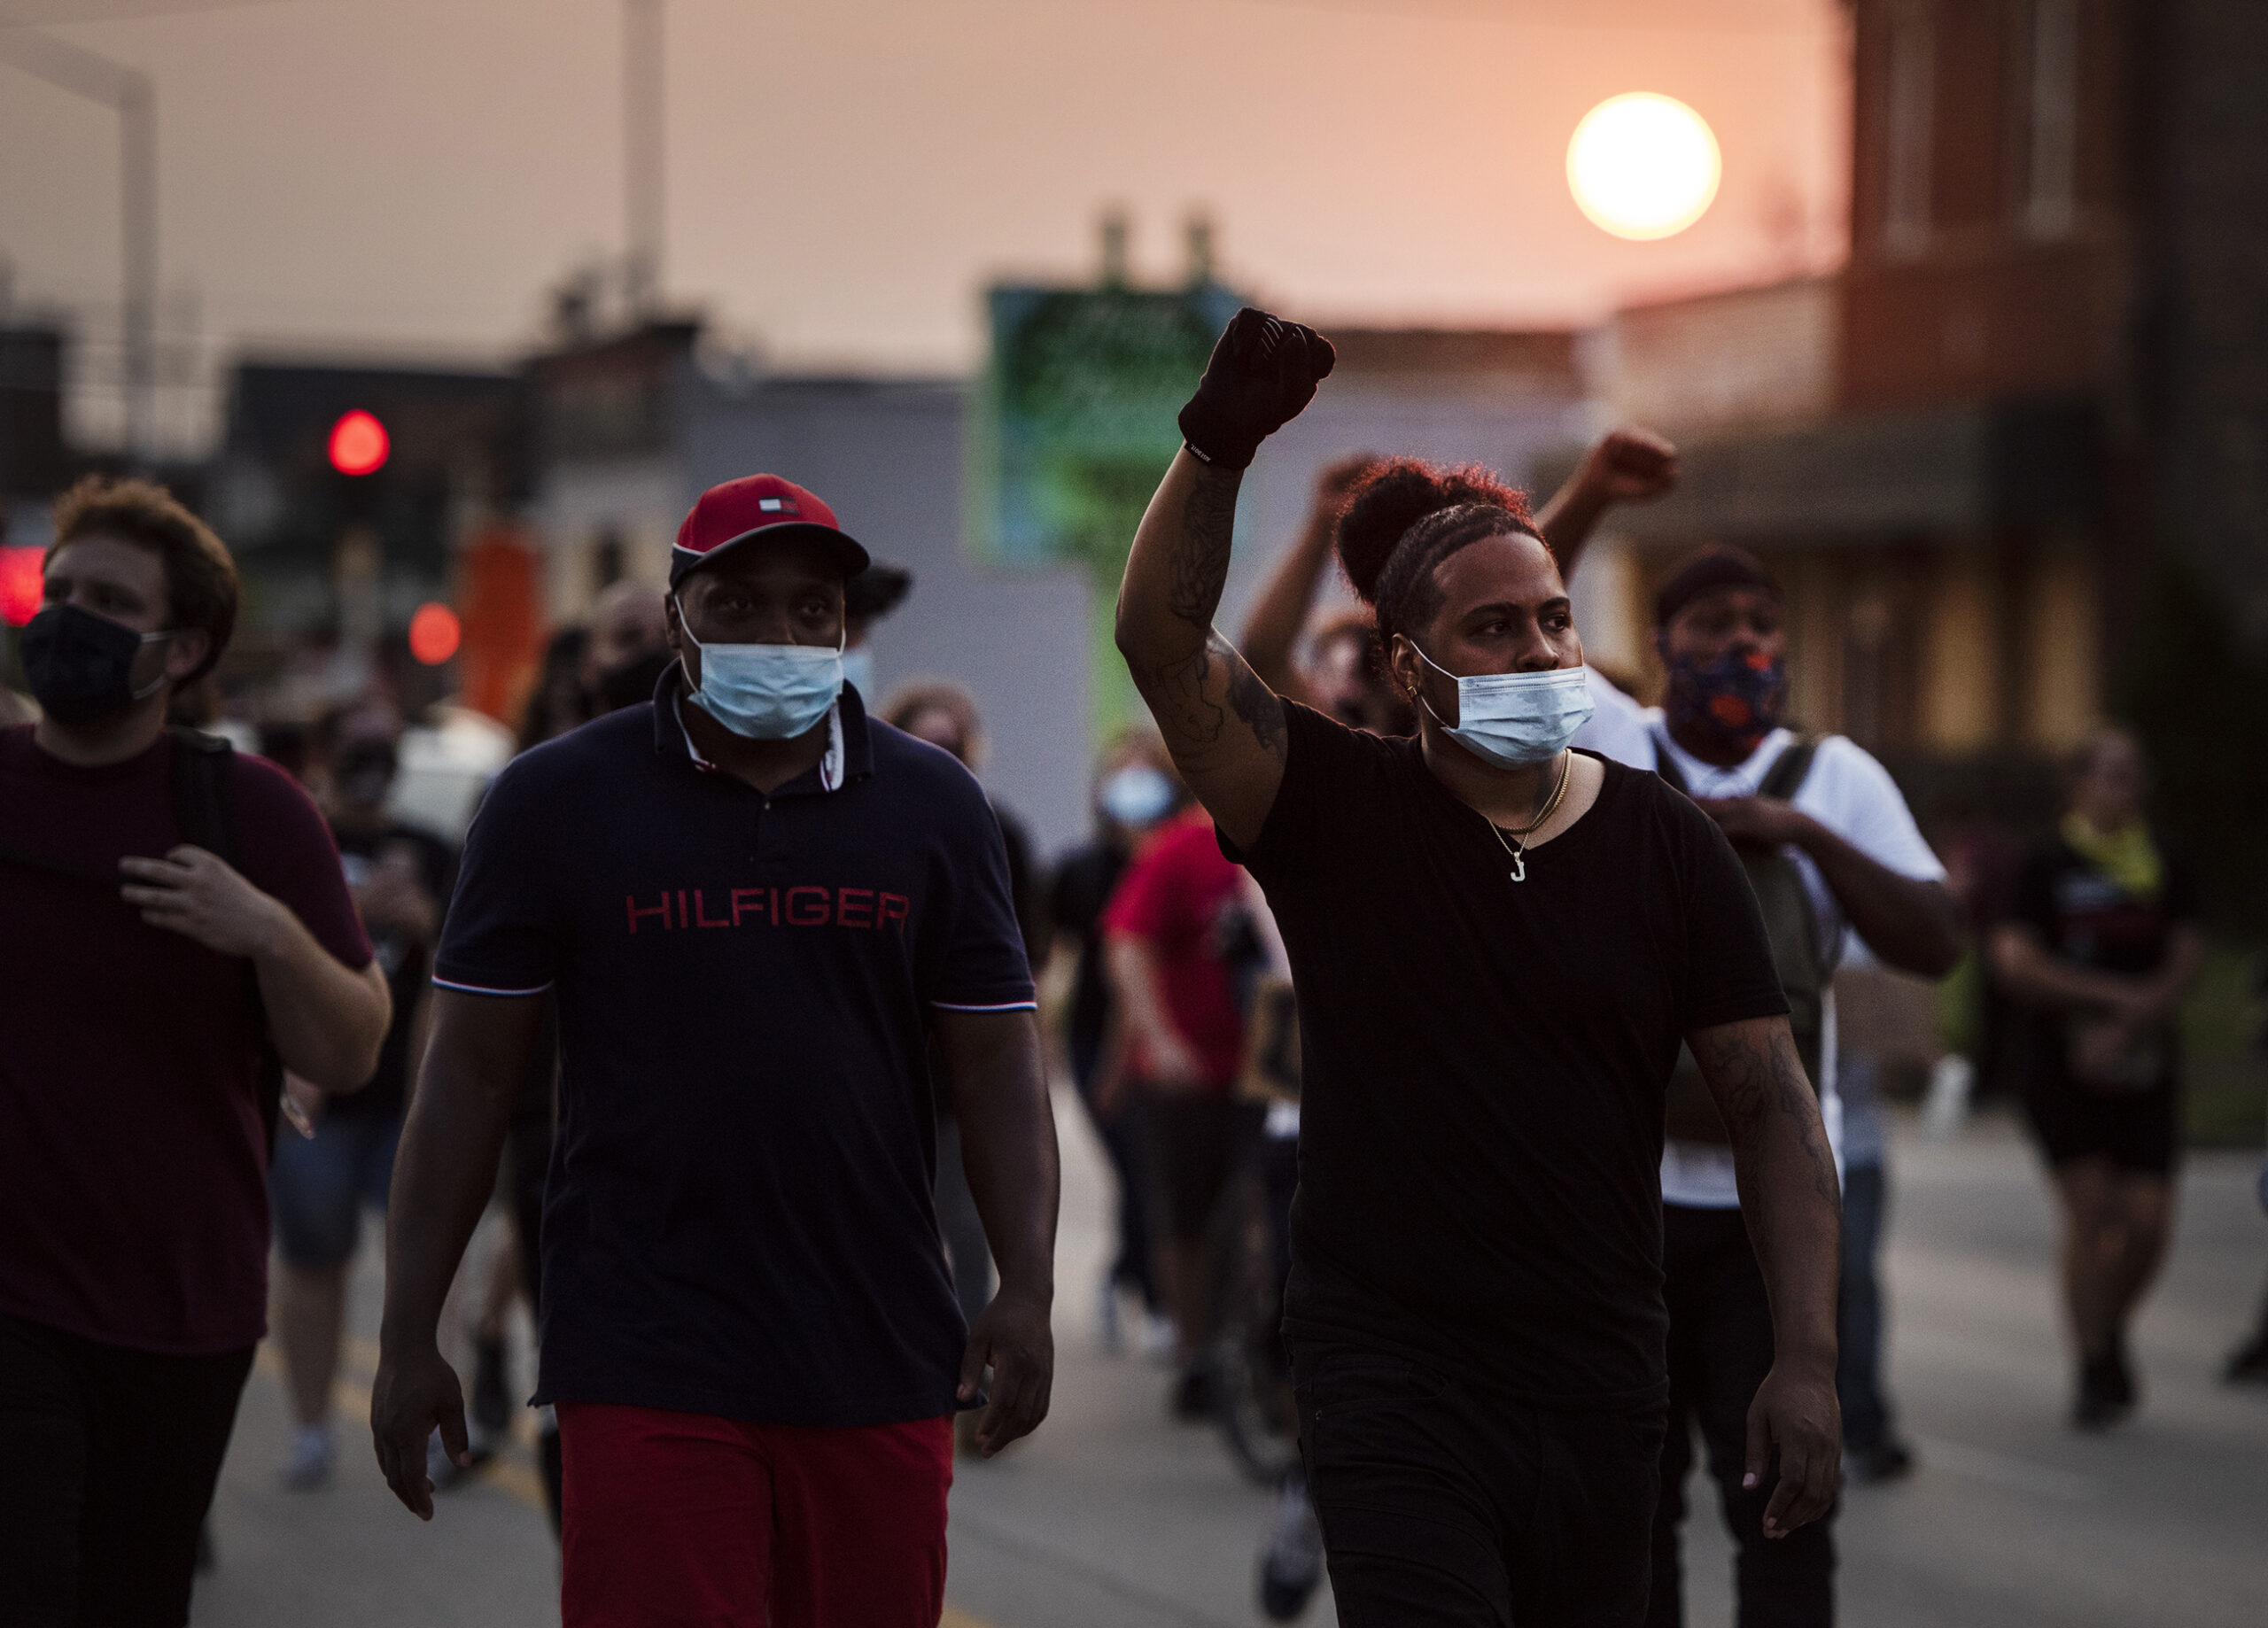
[194,1097,2268,1627]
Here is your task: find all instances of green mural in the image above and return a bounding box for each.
[968,279,1244,735]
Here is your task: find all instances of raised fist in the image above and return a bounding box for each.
[1177,307,1336,471]
[1575,426,1679,506]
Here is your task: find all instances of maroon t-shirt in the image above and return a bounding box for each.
[0,725,371,1353]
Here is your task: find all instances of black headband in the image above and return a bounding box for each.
[1653,544,1780,629]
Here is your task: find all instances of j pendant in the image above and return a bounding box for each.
[1507,851,1526,882]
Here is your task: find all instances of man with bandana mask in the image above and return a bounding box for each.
[1573,540,1963,1628]
[0,477,390,1622]
[373,473,1058,1625]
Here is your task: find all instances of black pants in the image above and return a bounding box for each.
[1069,1030,1157,1308]
[0,1312,253,1627]
[1292,1339,1665,1626]
[1648,1205,1835,1628]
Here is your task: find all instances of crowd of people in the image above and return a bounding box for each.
[0,304,2260,1628]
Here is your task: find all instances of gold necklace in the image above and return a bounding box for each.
[1482,750,1572,883]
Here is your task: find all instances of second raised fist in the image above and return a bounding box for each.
[1177,307,1336,471]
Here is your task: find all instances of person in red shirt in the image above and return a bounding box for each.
[1104,804,1254,1415]
[0,477,390,1625]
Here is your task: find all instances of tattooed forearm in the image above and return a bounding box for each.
[1145,647,1227,748]
[1688,1018,1840,1210]
[1167,465,1242,627]
[1223,638,1286,755]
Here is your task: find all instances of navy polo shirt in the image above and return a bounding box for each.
[433,670,1035,1427]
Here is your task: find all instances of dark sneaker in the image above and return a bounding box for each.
[1258,1472,1324,1621]
[2224,1331,2268,1385]
[1170,1365,1216,1422]
[1845,1435,1915,1484]
[2073,1354,2129,1430]
[2105,1337,2138,1409]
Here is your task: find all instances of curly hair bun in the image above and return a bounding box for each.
[1334,458,1525,603]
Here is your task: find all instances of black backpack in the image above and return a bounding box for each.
[1655,736,1831,1141]
[0,727,285,1147]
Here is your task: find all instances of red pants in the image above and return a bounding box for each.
[558,1402,953,1627]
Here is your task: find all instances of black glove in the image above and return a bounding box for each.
[1177,307,1336,470]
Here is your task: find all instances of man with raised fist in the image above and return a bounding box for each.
[1115,309,1842,1624]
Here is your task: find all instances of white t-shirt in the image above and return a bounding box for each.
[1574,678,1946,1207]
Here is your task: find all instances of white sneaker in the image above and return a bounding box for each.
[1257,1472,1324,1620]
[282,1423,333,1492]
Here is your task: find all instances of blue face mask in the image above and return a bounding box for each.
[1099,764,1176,827]
[1411,645,1594,769]
[674,598,843,740]
[839,646,876,702]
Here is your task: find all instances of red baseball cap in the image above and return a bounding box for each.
[670,474,870,587]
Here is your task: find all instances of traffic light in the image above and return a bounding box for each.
[328,409,390,477]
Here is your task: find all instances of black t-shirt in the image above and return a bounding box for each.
[1226,704,1788,1407]
[330,820,457,1120]
[1050,838,1132,1058]
[2010,832,2196,1093]
[433,674,1036,1427]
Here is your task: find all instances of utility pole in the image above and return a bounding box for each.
[0,30,158,463]
[623,0,664,317]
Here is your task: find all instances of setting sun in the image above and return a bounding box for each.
[1566,92,1722,241]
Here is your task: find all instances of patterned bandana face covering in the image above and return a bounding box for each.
[1663,648,1788,759]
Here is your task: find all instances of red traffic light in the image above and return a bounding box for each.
[0,546,42,627]
[329,409,390,477]
[408,601,461,665]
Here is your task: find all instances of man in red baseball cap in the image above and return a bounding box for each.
[374,474,1059,1625]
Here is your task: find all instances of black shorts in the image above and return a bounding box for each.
[0,1311,254,1627]
[1143,1093,1251,1241]
[2023,1075,2180,1175]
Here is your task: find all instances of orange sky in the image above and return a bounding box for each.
[2,0,1849,371]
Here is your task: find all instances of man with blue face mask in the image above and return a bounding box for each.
[373,474,1060,1627]
[1118,309,1846,1624]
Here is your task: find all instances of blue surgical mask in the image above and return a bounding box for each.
[1099,764,1176,827]
[674,598,843,740]
[1412,646,1594,769]
[839,646,876,702]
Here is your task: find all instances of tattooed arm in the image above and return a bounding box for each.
[1115,448,1287,850]
[1686,1013,1844,1539]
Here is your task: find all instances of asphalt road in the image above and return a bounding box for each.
[193,1098,2268,1627]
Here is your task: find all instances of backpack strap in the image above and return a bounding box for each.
[1758,733,1820,803]
[166,727,284,1151]
[167,726,241,866]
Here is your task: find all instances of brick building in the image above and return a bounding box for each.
[1573,0,2268,795]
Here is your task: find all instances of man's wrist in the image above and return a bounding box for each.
[990,1272,1054,1306]
[1769,1337,1837,1378]
[246,892,297,964]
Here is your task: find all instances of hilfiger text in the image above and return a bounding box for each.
[625,886,911,934]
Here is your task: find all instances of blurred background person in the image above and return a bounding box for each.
[268,702,456,1490]
[1102,790,1254,1421]
[843,561,914,699]
[518,624,592,752]
[579,578,672,714]
[1238,453,1410,735]
[1992,725,2204,1429]
[1051,732,1184,1357]
[883,678,1051,1450]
